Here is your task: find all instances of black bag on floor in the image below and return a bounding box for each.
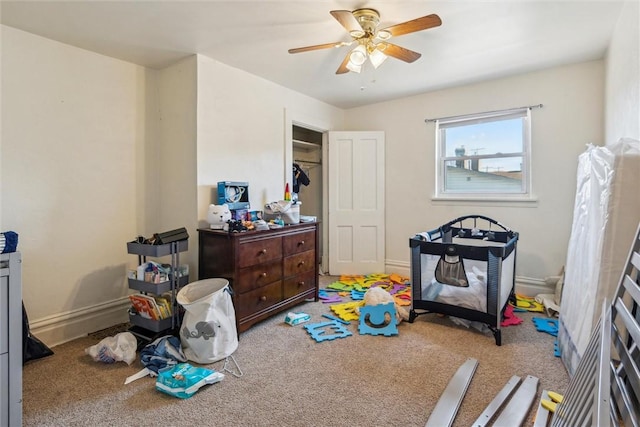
[23,303,53,364]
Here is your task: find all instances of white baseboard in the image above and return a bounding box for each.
[514,276,553,297]
[384,260,411,277]
[29,297,130,348]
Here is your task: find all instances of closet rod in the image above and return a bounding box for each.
[293,139,321,148]
[295,159,321,165]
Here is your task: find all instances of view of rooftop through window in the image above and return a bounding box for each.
[445,117,523,176]
[437,109,530,195]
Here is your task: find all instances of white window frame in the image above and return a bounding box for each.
[434,107,532,200]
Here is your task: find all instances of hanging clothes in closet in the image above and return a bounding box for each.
[292,163,311,193]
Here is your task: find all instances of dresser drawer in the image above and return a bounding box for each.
[235,260,282,293]
[199,224,319,334]
[284,250,315,277]
[237,237,282,268]
[283,230,315,256]
[283,270,316,300]
[236,281,283,319]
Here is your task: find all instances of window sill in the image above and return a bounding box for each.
[431,195,539,207]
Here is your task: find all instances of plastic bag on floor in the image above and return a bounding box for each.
[23,303,53,364]
[85,332,137,365]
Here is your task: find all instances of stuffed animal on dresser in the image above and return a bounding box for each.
[207,204,231,230]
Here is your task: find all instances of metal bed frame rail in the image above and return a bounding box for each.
[544,222,640,426]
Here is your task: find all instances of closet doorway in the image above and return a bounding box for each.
[292,125,324,271]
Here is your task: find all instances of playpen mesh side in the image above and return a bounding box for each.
[487,251,500,315]
[411,239,516,317]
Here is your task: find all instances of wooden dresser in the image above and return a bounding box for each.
[198,222,319,333]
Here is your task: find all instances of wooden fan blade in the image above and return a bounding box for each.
[336,52,351,74]
[288,42,346,54]
[380,14,442,37]
[377,43,422,63]
[330,10,362,33]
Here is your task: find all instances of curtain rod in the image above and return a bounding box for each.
[424,104,543,123]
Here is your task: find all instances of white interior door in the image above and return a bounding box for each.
[328,131,385,275]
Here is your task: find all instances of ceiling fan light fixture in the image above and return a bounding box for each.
[346,60,362,73]
[349,45,367,66]
[376,30,392,40]
[289,9,441,76]
[369,48,388,69]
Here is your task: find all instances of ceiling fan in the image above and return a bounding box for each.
[288,8,441,74]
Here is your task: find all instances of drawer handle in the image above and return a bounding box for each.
[298,281,305,286]
[260,249,267,254]
[260,296,267,301]
[298,240,305,246]
[261,272,267,278]
[298,261,305,267]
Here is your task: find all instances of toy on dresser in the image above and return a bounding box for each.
[207,204,232,231]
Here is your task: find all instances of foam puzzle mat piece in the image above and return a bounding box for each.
[351,290,365,300]
[389,273,408,284]
[327,282,353,291]
[516,294,545,312]
[304,320,352,342]
[532,317,559,336]
[358,303,398,337]
[322,314,350,325]
[394,295,412,306]
[388,284,405,295]
[353,284,366,292]
[330,301,363,321]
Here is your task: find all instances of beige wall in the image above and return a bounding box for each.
[194,55,343,256]
[1,26,152,343]
[344,60,605,282]
[605,0,640,144]
[156,56,199,271]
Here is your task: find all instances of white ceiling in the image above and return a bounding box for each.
[0,1,625,109]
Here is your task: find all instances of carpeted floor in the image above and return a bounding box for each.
[22,276,569,426]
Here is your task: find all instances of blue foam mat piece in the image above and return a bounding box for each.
[358,303,398,337]
[532,317,558,337]
[304,320,352,342]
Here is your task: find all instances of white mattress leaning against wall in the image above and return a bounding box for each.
[558,138,640,376]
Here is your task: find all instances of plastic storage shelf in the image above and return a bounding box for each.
[128,276,189,294]
[126,239,188,341]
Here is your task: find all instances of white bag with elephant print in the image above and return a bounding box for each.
[177,278,238,364]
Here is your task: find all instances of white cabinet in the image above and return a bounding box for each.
[0,252,22,427]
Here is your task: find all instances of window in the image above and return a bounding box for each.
[435,108,531,199]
